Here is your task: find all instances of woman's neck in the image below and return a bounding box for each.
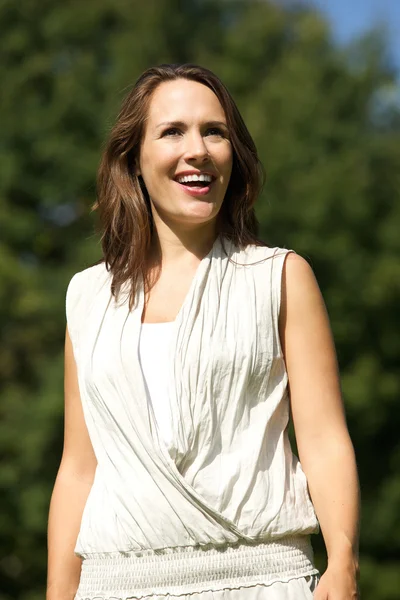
[148,221,218,267]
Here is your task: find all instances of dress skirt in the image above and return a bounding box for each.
[75,575,319,600]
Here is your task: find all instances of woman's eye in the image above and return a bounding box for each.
[163,128,181,137]
[206,127,224,137]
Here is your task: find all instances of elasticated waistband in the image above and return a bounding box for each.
[75,535,318,599]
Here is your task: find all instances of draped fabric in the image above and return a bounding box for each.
[66,237,319,599]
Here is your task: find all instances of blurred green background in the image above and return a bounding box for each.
[1,0,400,598]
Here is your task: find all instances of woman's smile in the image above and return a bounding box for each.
[173,170,217,197]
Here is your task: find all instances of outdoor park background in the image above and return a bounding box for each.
[1,0,400,598]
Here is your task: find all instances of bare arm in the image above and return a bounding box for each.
[46,327,97,600]
[279,253,360,599]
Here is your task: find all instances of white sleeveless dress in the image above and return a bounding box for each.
[66,237,320,599]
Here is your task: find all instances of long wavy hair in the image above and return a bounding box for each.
[92,63,265,309]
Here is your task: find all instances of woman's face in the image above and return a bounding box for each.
[137,79,233,229]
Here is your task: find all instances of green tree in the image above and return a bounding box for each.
[1,1,399,598]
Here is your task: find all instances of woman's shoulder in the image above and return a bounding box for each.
[232,241,295,265]
[66,260,110,315]
[67,260,109,288]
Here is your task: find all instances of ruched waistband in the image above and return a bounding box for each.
[75,535,318,600]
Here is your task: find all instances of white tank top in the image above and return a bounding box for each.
[138,321,175,448]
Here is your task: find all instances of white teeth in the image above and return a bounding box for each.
[177,173,213,184]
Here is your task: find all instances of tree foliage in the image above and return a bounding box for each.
[1,1,399,598]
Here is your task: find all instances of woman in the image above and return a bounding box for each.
[47,64,360,600]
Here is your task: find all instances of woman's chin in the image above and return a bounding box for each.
[153,201,222,229]
[187,200,221,219]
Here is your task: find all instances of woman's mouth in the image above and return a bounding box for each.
[174,173,216,197]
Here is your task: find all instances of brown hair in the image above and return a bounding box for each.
[92,63,265,309]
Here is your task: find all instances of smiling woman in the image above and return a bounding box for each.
[93,64,263,315]
[47,64,360,600]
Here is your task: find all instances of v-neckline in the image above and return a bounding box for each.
[133,235,222,463]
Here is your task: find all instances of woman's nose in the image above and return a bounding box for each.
[183,132,209,162]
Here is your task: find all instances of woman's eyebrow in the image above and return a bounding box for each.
[154,120,228,131]
[206,120,229,129]
[154,120,185,131]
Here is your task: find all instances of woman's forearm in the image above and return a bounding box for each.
[300,433,360,571]
[46,467,94,600]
